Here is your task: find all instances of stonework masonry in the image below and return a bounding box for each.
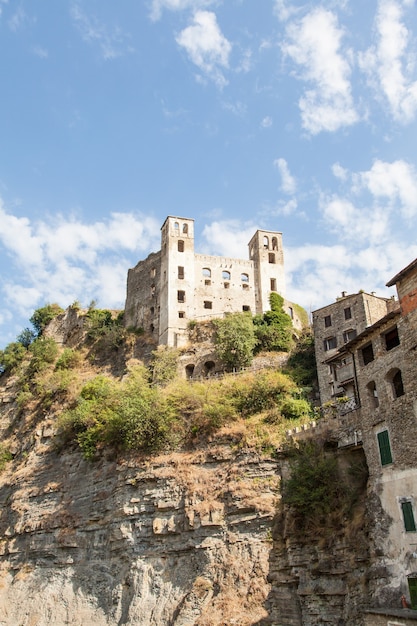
[124,216,294,347]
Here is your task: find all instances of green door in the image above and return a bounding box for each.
[408,577,417,609]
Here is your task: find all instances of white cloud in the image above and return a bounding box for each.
[201,220,256,258]
[149,0,214,21]
[33,45,48,59]
[8,6,27,31]
[176,11,232,88]
[274,157,296,194]
[0,202,160,321]
[358,0,417,123]
[70,3,133,60]
[261,116,273,128]
[282,8,359,133]
[273,0,300,22]
[332,162,348,181]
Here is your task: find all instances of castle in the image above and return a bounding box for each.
[124,215,296,347]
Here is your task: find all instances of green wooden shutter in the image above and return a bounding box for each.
[401,501,416,532]
[377,430,393,465]
[408,578,417,609]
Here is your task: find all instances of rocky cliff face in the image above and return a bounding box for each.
[0,376,371,626]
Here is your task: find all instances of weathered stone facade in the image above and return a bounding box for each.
[124,216,296,347]
[312,257,417,614]
[312,292,397,405]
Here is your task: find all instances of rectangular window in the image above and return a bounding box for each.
[224,282,230,289]
[323,337,337,351]
[344,307,352,320]
[270,278,277,291]
[178,266,184,279]
[409,577,417,610]
[401,501,416,532]
[385,327,400,351]
[343,329,357,343]
[178,311,185,319]
[268,253,276,264]
[204,279,211,286]
[177,290,185,303]
[204,301,212,309]
[242,305,250,312]
[178,240,184,252]
[362,343,374,365]
[377,430,393,466]
[324,315,332,328]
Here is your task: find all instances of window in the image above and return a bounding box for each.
[401,500,416,532]
[178,266,184,279]
[242,305,250,312]
[323,337,337,351]
[367,381,379,408]
[241,273,249,283]
[202,267,211,277]
[377,429,393,466]
[242,284,249,290]
[204,301,212,309]
[272,237,278,250]
[392,370,404,398]
[361,343,374,365]
[344,307,352,320]
[150,307,154,315]
[178,311,185,319]
[205,280,211,286]
[263,236,269,249]
[151,285,156,297]
[178,240,184,252]
[270,278,277,291]
[343,329,357,343]
[182,223,188,234]
[288,307,294,319]
[177,290,185,303]
[324,315,332,328]
[385,326,400,351]
[185,364,195,379]
[268,253,276,264]
[150,267,156,278]
[222,270,231,280]
[174,221,179,230]
[224,282,230,289]
[408,577,417,610]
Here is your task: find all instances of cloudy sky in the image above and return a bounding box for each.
[1,0,417,347]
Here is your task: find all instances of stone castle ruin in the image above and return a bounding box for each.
[124,216,302,347]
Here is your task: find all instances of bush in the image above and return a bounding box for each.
[55,348,82,370]
[0,342,27,375]
[285,331,317,387]
[28,337,59,373]
[150,346,179,386]
[30,304,63,337]
[279,397,312,420]
[254,293,293,353]
[213,313,257,370]
[0,445,12,472]
[229,370,295,417]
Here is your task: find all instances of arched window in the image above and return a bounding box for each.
[183,223,188,234]
[174,222,179,231]
[202,267,211,277]
[186,364,195,379]
[204,361,215,376]
[386,368,404,399]
[222,270,231,280]
[367,381,379,408]
[241,273,249,283]
[272,237,278,250]
[263,236,269,249]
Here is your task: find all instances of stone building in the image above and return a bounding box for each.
[312,292,397,406]
[313,258,417,615]
[124,216,297,347]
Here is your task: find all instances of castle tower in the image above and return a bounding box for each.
[159,216,195,346]
[248,230,285,314]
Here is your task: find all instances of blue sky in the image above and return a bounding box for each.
[1,0,417,347]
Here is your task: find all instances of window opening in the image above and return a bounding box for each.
[392,370,404,398]
[270,278,277,291]
[385,327,400,351]
[242,305,250,312]
[241,273,249,283]
[202,267,211,277]
[204,361,215,376]
[150,307,154,315]
[401,501,416,532]
[242,284,249,290]
[205,280,211,286]
[204,301,212,309]
[268,253,276,264]
[377,429,393,466]
[324,315,332,328]
[174,221,179,230]
[367,381,379,408]
[343,329,357,343]
[224,282,230,289]
[344,307,352,320]
[408,577,417,609]
[177,290,185,303]
[151,285,156,297]
[323,337,337,351]
[272,237,278,250]
[178,311,185,319]
[178,266,184,279]
[185,364,195,379]
[362,343,374,365]
[288,306,294,319]
[150,267,156,278]
[182,223,188,234]
[263,236,269,249]
[178,240,184,252]
[222,270,231,280]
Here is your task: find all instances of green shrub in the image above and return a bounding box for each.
[151,346,179,386]
[55,348,82,370]
[279,397,312,420]
[254,293,293,353]
[30,303,63,337]
[0,445,12,472]
[213,313,257,370]
[28,337,59,373]
[229,370,295,417]
[0,342,27,374]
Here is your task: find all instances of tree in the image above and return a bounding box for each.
[213,313,257,371]
[30,304,64,337]
[0,342,27,375]
[16,328,36,348]
[254,293,293,353]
